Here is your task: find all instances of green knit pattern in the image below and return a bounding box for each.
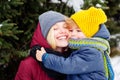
[68,37,110,52]
[68,37,114,80]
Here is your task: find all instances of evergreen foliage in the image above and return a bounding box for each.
[105,0,120,34]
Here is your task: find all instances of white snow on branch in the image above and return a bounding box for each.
[0,24,3,28]
[51,0,84,12]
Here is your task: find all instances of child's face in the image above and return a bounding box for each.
[69,27,86,39]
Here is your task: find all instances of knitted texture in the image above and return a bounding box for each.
[68,37,114,80]
[68,38,109,51]
[71,7,107,38]
[39,11,65,38]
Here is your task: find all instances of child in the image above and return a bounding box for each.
[36,7,114,80]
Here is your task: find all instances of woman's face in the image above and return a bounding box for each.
[52,22,69,51]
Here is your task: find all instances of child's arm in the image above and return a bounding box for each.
[37,47,104,74]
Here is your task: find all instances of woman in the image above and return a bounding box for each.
[15,11,71,80]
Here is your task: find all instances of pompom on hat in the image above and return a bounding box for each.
[70,7,107,38]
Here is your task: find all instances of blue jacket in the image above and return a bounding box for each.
[42,24,110,80]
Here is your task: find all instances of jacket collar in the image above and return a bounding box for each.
[94,24,110,40]
[30,23,51,48]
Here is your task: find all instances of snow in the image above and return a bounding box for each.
[111,56,120,80]
[50,0,106,12]
[96,4,102,7]
[110,34,120,39]
[65,0,84,12]
[0,24,2,28]
[50,0,61,3]
[51,0,84,12]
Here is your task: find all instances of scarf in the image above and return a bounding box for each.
[68,37,114,80]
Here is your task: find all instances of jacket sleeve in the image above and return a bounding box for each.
[42,47,104,74]
[14,60,32,80]
[30,45,41,59]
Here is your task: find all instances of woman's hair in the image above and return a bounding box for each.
[47,27,56,50]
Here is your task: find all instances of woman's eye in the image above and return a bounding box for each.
[54,28,58,30]
[69,30,73,32]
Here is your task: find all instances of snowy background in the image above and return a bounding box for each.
[111,56,120,80]
[51,0,120,80]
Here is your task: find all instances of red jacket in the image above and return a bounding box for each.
[15,56,54,80]
[15,23,55,80]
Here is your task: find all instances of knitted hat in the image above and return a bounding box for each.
[71,7,107,38]
[39,11,65,38]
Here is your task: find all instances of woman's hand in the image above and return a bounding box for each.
[36,47,46,61]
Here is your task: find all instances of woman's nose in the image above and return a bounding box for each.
[60,28,68,33]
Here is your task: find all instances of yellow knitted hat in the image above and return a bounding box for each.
[70,7,107,38]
